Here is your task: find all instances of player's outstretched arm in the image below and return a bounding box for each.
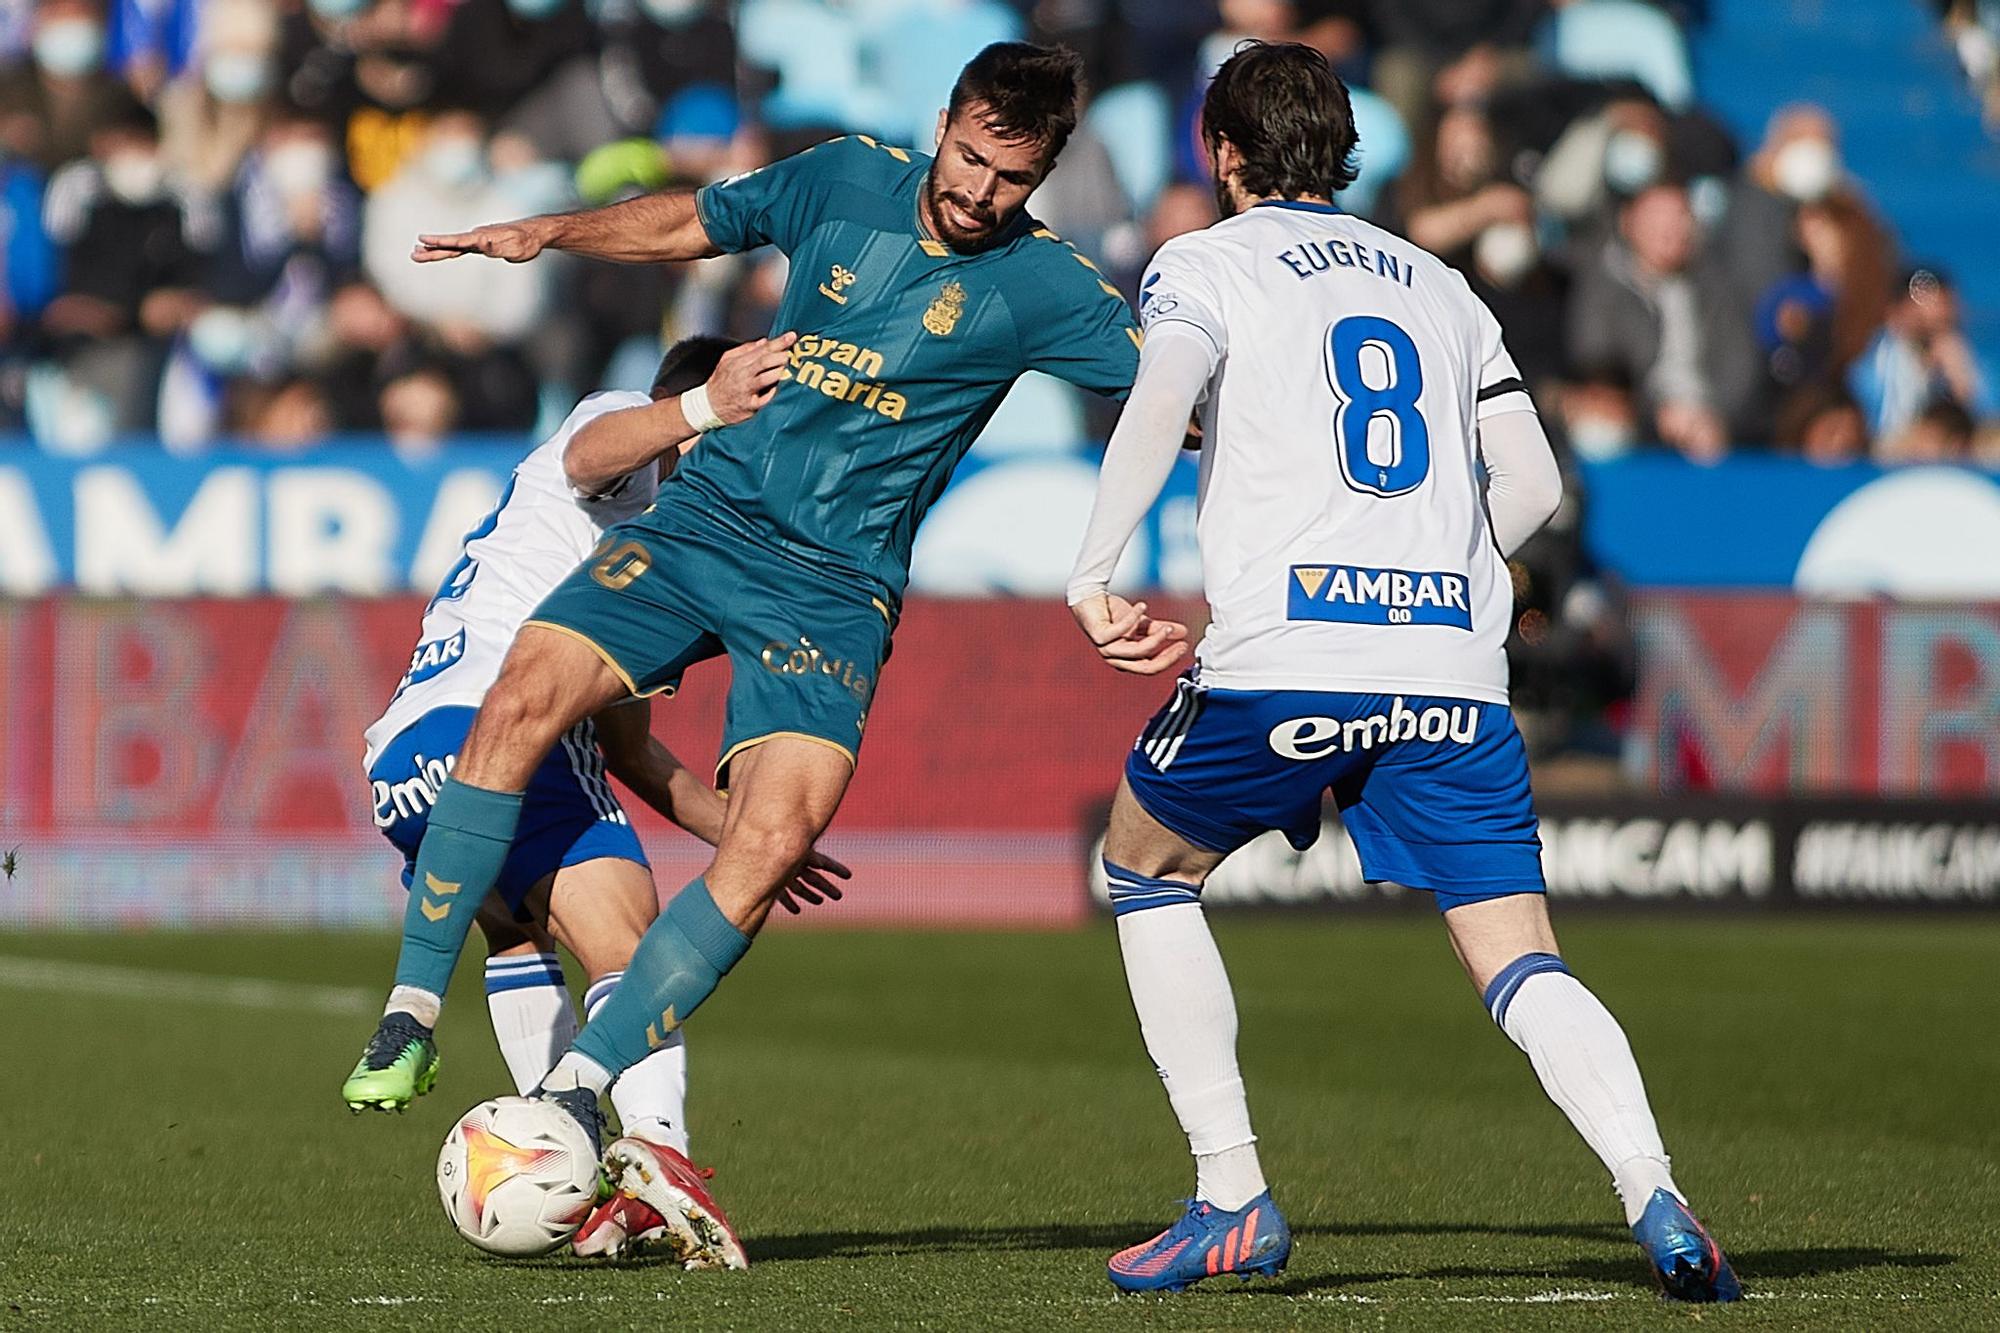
[412,190,721,266]
[565,334,796,496]
[591,700,851,913]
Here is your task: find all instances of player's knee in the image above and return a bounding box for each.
[728,819,815,894]
[1102,858,1205,917]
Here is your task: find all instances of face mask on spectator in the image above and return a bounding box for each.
[506,0,566,16]
[34,19,105,76]
[1603,130,1663,195]
[1771,136,1838,203]
[103,152,167,205]
[266,141,334,198]
[423,138,486,188]
[639,0,703,23]
[309,0,370,21]
[189,307,257,374]
[205,52,272,104]
[1475,222,1538,288]
[1568,414,1637,459]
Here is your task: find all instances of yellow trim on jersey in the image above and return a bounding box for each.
[870,596,893,624]
[1126,326,1144,350]
[918,238,948,257]
[714,731,858,788]
[520,620,676,700]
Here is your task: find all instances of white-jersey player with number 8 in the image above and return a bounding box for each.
[1067,41,1739,1302]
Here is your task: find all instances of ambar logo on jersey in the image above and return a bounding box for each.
[783,333,909,421]
[1287,563,1472,630]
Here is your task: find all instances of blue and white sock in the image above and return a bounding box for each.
[1484,952,1683,1225]
[484,952,576,1095]
[1107,859,1266,1211]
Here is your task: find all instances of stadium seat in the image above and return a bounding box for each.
[1086,82,1175,217]
[1547,0,1695,111]
[1341,87,1411,216]
[970,372,1086,459]
[737,0,871,131]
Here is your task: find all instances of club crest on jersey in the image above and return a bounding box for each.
[923,281,966,336]
[1288,564,1471,630]
[820,264,858,304]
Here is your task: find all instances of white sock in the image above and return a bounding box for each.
[385,985,440,1029]
[483,954,577,1095]
[1116,901,1267,1210]
[585,971,692,1153]
[1491,962,1685,1225]
[543,1051,614,1097]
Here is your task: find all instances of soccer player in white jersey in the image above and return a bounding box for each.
[348,335,848,1265]
[1065,43,1740,1302]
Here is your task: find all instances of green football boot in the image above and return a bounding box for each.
[342,1011,440,1113]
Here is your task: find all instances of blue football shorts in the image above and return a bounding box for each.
[366,705,648,919]
[1124,677,1544,911]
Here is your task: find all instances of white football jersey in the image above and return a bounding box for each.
[362,392,661,768]
[1139,201,1534,704]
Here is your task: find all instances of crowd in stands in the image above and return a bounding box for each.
[0,0,1992,473]
[1941,0,2000,131]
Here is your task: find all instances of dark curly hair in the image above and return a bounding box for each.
[1202,41,1360,201]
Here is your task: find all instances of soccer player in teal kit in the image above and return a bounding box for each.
[340,43,1163,1252]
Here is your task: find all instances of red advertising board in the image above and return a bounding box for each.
[1630,594,2000,795]
[0,597,1198,927]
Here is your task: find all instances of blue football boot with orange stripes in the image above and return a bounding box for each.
[1632,1189,1741,1302]
[1108,1191,1290,1292]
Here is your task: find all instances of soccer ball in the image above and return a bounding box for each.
[437,1096,599,1257]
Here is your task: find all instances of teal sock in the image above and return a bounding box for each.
[572,877,747,1077]
[392,780,523,998]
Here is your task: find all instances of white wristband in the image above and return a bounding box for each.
[679,382,726,434]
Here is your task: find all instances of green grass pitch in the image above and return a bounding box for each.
[1,917,1994,1330]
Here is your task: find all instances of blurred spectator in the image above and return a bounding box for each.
[1774,381,1869,465]
[431,0,594,129]
[1755,192,1891,424]
[1883,399,1977,463]
[0,0,144,172]
[156,0,278,193]
[278,0,439,192]
[1568,181,1763,460]
[1400,101,1532,268]
[106,0,199,102]
[1368,0,1542,127]
[0,146,56,337]
[1535,95,1672,236]
[39,100,205,439]
[1849,266,1998,445]
[230,372,334,449]
[1715,105,1849,307]
[379,360,459,450]
[362,108,552,346]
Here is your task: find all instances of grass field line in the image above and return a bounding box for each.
[0,954,376,1016]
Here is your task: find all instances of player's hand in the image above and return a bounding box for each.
[774,848,851,915]
[1072,593,1189,676]
[705,333,798,426]
[412,218,549,264]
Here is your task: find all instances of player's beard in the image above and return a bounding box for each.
[1212,171,1242,220]
[923,169,1005,253]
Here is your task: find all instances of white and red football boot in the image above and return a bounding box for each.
[598,1135,749,1270]
[571,1191,674,1260]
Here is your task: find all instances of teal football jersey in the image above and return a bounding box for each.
[677,134,1142,603]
